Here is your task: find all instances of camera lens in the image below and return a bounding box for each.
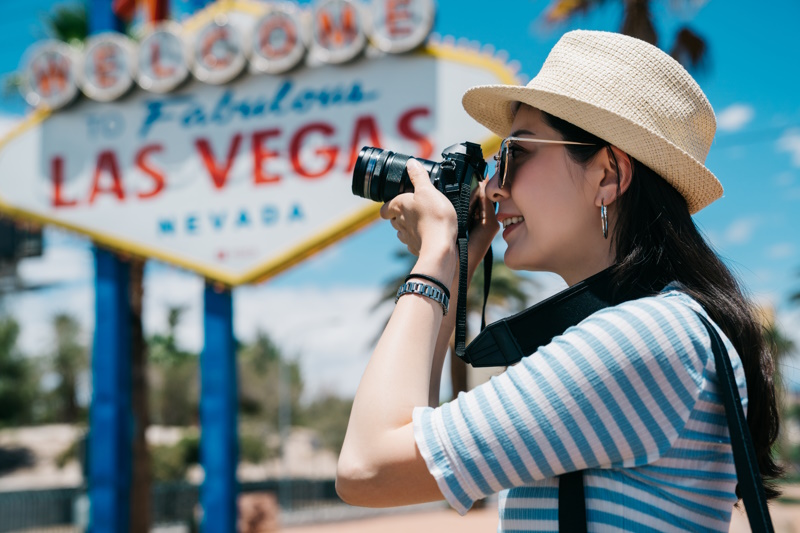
[352,146,439,203]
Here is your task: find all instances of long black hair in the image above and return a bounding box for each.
[540,110,783,500]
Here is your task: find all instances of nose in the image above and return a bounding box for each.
[485,169,508,203]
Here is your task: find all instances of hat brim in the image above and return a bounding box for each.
[462,84,722,214]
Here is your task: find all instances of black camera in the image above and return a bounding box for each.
[351,141,486,206]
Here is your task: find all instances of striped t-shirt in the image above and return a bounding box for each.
[413,286,746,532]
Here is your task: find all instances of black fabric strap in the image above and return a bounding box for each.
[462,267,625,367]
[557,470,586,531]
[558,312,774,533]
[453,176,473,358]
[697,313,774,533]
[480,246,492,331]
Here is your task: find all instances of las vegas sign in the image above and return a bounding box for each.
[0,0,519,285]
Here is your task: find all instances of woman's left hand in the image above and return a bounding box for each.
[379,159,458,260]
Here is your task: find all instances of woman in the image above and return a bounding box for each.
[336,30,781,531]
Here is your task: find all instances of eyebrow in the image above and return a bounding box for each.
[509,129,536,137]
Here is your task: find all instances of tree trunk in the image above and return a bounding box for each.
[129,259,151,533]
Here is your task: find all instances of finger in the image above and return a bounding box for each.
[380,198,403,220]
[480,182,498,224]
[406,158,433,191]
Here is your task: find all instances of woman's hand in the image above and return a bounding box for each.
[380,159,459,278]
[466,180,499,277]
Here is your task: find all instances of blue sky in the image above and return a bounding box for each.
[1,0,799,397]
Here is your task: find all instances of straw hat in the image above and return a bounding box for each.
[462,30,722,214]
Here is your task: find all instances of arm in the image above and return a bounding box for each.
[336,161,497,506]
[419,181,499,406]
[336,159,457,506]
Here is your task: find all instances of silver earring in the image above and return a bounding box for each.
[601,201,608,239]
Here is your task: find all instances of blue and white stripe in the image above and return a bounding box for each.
[413,287,745,532]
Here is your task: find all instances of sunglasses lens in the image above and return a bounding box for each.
[499,143,507,188]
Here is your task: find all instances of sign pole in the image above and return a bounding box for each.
[89,247,132,532]
[200,283,239,530]
[87,2,129,533]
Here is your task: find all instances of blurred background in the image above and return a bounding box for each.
[0,0,799,531]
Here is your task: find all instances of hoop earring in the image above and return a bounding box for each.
[601,200,608,239]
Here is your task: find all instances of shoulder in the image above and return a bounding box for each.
[541,285,711,380]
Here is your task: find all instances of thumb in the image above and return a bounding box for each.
[406,158,433,191]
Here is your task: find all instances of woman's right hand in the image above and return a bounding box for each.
[465,180,499,279]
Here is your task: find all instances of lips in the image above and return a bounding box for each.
[499,215,525,239]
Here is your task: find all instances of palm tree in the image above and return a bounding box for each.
[376,249,538,399]
[542,0,709,72]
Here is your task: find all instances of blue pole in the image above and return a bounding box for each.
[89,248,132,533]
[187,0,215,12]
[200,283,238,531]
[87,3,129,532]
[89,0,126,33]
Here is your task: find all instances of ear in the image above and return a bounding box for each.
[593,145,633,208]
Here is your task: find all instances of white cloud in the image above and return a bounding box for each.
[723,217,759,245]
[717,103,754,132]
[16,241,93,288]
[767,243,796,260]
[773,172,795,187]
[777,128,800,167]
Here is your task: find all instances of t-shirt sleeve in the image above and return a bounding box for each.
[413,294,710,515]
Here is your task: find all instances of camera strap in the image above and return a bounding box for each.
[453,178,472,359]
[461,266,635,367]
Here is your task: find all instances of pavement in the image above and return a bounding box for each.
[282,493,800,533]
[283,502,499,533]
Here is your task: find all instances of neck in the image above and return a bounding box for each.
[560,249,616,286]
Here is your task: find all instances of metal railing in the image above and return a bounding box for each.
[0,479,340,532]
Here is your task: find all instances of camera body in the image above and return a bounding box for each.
[351,141,486,209]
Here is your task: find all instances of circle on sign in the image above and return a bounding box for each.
[249,4,307,74]
[20,40,81,110]
[190,16,247,84]
[369,0,435,54]
[137,22,190,93]
[310,0,367,65]
[80,33,137,102]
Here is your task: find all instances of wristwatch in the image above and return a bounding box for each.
[395,281,449,315]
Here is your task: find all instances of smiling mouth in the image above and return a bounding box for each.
[502,216,525,229]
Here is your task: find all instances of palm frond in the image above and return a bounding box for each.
[41,3,89,45]
[669,26,709,72]
[621,0,657,45]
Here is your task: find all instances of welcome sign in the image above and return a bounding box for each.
[0,1,518,285]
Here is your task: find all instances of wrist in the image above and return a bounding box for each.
[414,243,458,283]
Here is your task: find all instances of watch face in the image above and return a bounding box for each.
[370,0,435,54]
[250,5,307,74]
[137,23,189,93]
[310,0,367,64]
[190,16,247,84]
[80,33,137,102]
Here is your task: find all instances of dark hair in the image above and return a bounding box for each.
[540,110,783,500]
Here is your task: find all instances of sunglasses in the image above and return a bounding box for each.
[493,136,597,188]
